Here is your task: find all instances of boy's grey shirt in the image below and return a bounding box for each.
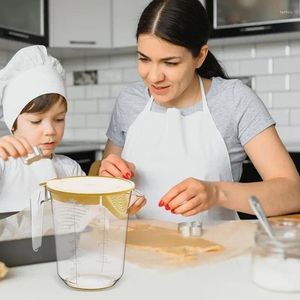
[107,77,275,182]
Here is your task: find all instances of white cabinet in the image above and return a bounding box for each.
[49,0,111,48]
[112,0,151,48]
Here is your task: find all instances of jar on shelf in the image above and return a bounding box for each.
[251,219,300,292]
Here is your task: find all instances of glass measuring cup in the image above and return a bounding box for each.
[45,176,135,290]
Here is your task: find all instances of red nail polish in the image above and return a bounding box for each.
[165,204,171,210]
[125,172,131,179]
[171,209,176,214]
[158,200,164,207]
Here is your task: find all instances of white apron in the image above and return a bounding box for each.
[122,77,238,224]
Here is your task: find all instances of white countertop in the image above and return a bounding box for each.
[2,254,299,300]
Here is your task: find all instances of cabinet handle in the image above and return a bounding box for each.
[7,31,30,39]
[240,25,271,32]
[76,158,92,164]
[69,40,96,45]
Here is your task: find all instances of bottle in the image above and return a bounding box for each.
[251,219,300,292]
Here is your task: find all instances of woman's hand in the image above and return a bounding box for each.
[159,177,221,216]
[99,153,136,179]
[0,135,32,161]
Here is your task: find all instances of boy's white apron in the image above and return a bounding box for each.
[122,77,238,224]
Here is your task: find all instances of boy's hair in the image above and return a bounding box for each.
[12,93,67,132]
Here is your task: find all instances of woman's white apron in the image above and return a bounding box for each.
[122,77,238,224]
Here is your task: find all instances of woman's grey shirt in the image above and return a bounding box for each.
[106,77,275,182]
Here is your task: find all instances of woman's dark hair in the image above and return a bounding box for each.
[136,0,228,79]
[12,93,67,131]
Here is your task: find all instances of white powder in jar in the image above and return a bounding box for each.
[252,255,300,292]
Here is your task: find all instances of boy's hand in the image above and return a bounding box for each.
[0,135,33,160]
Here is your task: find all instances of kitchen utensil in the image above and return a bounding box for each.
[44,176,137,290]
[28,157,57,252]
[22,146,43,165]
[177,221,203,237]
[248,195,284,247]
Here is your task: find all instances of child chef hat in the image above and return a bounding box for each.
[0,45,66,130]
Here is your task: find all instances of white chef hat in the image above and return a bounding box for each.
[0,45,66,131]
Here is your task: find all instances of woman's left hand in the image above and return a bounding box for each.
[159,178,220,216]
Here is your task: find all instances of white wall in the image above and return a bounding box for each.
[1,38,300,144]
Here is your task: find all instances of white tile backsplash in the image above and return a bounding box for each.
[239,59,269,76]
[290,41,300,55]
[123,67,140,82]
[85,56,109,70]
[223,45,254,60]
[109,53,137,68]
[290,109,300,125]
[273,92,300,108]
[66,86,86,99]
[290,74,300,90]
[66,114,86,128]
[85,85,110,98]
[269,108,290,126]
[74,99,98,113]
[276,126,300,143]
[74,128,99,141]
[257,92,272,108]
[222,60,239,77]
[86,113,111,128]
[255,42,287,58]
[256,75,287,92]
[273,57,300,74]
[1,37,300,144]
[110,83,129,98]
[97,69,122,84]
[98,98,116,113]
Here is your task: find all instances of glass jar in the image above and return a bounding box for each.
[251,219,300,292]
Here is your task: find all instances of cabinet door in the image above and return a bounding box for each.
[0,0,48,46]
[49,0,111,48]
[112,0,151,48]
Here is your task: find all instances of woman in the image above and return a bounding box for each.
[100,0,300,223]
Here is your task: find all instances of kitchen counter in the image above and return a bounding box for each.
[2,254,298,300]
[2,220,299,300]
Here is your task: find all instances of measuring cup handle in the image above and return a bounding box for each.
[127,189,146,216]
[30,186,51,252]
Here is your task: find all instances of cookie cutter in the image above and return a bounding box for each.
[22,146,43,165]
[177,221,203,237]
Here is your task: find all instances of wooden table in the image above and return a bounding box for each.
[270,213,300,220]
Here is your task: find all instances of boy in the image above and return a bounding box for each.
[0,45,84,213]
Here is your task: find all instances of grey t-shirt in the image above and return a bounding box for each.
[106,77,275,182]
